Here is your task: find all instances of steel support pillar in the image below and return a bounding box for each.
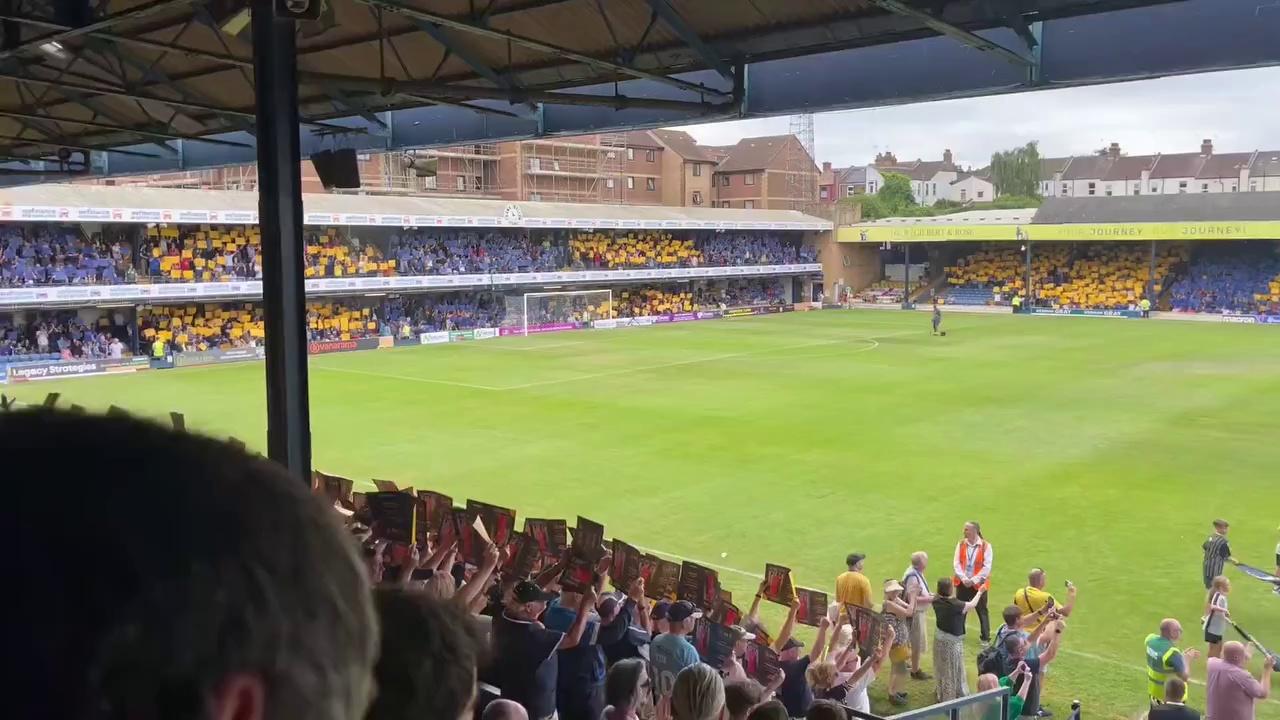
[252,0,311,482]
[1024,240,1033,311]
[902,243,911,310]
[1147,239,1157,301]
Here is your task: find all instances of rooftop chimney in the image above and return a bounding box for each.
[874,151,898,167]
[1201,138,1213,155]
[822,161,832,173]
[1108,142,1121,159]
[943,149,954,166]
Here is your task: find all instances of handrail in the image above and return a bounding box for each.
[887,687,1010,720]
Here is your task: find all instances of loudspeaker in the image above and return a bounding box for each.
[310,148,360,190]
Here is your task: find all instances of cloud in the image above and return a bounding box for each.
[676,67,1280,169]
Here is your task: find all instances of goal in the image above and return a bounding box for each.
[504,289,614,335]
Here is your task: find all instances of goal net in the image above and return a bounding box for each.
[503,289,614,335]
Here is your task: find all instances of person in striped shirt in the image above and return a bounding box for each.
[1201,520,1234,590]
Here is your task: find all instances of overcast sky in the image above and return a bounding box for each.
[677,67,1280,170]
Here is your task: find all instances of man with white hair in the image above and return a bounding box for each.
[1205,641,1274,720]
[902,551,933,680]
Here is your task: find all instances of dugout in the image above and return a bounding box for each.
[835,193,1280,311]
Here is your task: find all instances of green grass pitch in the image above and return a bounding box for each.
[9,309,1279,719]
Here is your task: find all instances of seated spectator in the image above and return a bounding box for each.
[7,409,377,720]
[746,699,789,720]
[804,699,846,720]
[977,662,1035,720]
[367,588,483,720]
[1148,679,1199,720]
[482,700,529,720]
[724,681,765,720]
[601,658,649,720]
[671,664,726,720]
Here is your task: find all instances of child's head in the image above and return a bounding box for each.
[1211,575,1231,594]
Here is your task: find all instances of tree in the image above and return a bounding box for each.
[877,172,916,213]
[989,141,1042,198]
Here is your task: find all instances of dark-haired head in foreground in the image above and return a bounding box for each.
[368,587,483,720]
[5,409,377,720]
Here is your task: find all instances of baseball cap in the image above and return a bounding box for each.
[513,580,557,604]
[728,625,756,643]
[651,599,672,620]
[782,637,805,651]
[667,600,703,623]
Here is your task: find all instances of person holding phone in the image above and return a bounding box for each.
[1013,569,1077,633]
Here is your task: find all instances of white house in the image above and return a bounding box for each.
[1040,140,1280,197]
[950,174,995,203]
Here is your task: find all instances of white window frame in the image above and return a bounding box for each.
[646,177,656,191]
[745,173,755,186]
[626,148,634,160]
[692,164,702,177]
[626,176,635,190]
[744,200,755,209]
[646,149,655,162]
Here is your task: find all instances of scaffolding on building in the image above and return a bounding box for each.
[421,144,503,197]
[784,114,817,210]
[520,134,625,204]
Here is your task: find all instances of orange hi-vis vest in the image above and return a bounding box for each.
[954,540,991,590]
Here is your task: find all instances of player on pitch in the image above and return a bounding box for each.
[932,300,944,336]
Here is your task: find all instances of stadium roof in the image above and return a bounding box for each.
[1033,193,1280,223]
[854,208,1036,225]
[0,183,831,229]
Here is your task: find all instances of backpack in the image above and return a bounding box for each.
[977,625,1015,676]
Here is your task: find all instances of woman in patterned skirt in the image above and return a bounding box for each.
[931,577,985,702]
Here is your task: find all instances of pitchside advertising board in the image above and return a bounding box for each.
[1220,313,1280,324]
[172,346,266,368]
[5,355,149,382]
[307,337,382,355]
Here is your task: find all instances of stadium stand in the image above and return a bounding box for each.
[378,293,506,335]
[570,232,701,269]
[855,280,909,304]
[1,309,128,362]
[1167,244,1280,314]
[139,303,264,350]
[390,231,564,275]
[1,225,134,286]
[944,243,1185,309]
[3,223,816,286]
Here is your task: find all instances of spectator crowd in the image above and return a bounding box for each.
[7,409,1276,720]
[0,222,817,288]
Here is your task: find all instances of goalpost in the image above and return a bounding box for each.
[504,289,614,336]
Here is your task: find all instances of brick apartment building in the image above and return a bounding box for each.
[78,130,819,210]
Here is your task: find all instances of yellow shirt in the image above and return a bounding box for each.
[835,571,872,609]
[1013,586,1055,630]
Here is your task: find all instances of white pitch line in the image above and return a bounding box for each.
[498,331,910,391]
[457,340,586,352]
[622,544,1279,704]
[309,363,504,391]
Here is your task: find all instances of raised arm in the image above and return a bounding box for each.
[772,598,801,653]
[557,584,599,650]
[457,542,501,608]
[809,616,832,663]
[747,579,767,621]
[1057,584,1078,618]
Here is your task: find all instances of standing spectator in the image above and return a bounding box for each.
[773,600,823,718]
[932,577,985,701]
[806,700,846,720]
[1203,576,1231,659]
[1145,619,1200,706]
[366,588,482,720]
[544,578,636,720]
[1205,642,1273,720]
[903,551,933,680]
[671,663,726,720]
[836,552,873,611]
[602,658,649,720]
[491,580,596,720]
[8,409,378,720]
[881,579,915,705]
[953,521,994,642]
[1013,569,1077,633]
[651,601,704,702]
[1149,679,1200,720]
[1202,520,1234,590]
